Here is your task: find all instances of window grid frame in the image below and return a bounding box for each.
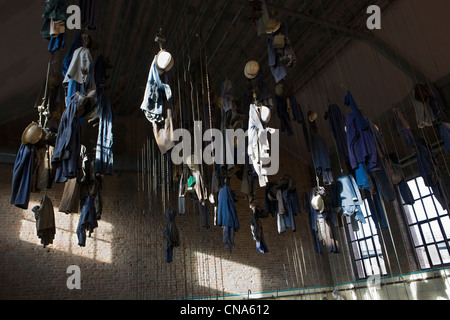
[402,177,450,270]
[346,199,388,280]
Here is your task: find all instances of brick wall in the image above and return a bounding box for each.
[0,139,351,300]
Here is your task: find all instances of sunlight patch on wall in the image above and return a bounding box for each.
[193,251,262,297]
[19,201,113,264]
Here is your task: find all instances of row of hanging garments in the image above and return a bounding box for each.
[303,85,449,257]
[42,0,99,55]
[136,8,447,261]
[52,30,113,247]
[318,92,402,229]
[150,17,309,257]
[249,0,296,84]
[148,61,281,257]
[11,3,113,248]
[134,7,306,260]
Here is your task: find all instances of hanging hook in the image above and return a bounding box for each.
[155,28,166,50]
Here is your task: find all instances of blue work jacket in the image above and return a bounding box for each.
[52,93,82,183]
[346,113,378,171]
[335,174,365,224]
[344,91,378,171]
[10,144,35,209]
[95,93,114,176]
[217,186,239,229]
[76,196,98,247]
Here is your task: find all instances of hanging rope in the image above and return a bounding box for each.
[206,57,215,163]
[318,0,346,92]
[304,89,321,189]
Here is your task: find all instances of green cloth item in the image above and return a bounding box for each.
[188,176,196,188]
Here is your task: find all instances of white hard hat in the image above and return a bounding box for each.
[156,50,174,73]
[311,194,325,213]
[260,106,271,124]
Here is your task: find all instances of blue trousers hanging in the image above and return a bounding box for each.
[10,144,35,209]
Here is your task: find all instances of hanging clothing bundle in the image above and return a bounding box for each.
[305,192,322,254]
[52,93,83,184]
[76,195,98,247]
[276,187,287,234]
[32,195,56,248]
[40,0,68,54]
[63,36,96,97]
[368,119,397,202]
[305,190,340,254]
[327,104,350,171]
[363,189,388,230]
[80,146,104,220]
[10,144,35,209]
[274,95,294,135]
[48,29,66,54]
[163,209,180,263]
[217,186,240,252]
[31,145,54,193]
[239,158,258,209]
[389,153,415,206]
[248,103,276,187]
[141,51,176,158]
[152,108,175,155]
[178,162,209,228]
[250,72,273,109]
[62,32,83,81]
[333,174,365,224]
[74,145,103,247]
[59,177,81,214]
[178,162,208,205]
[274,85,308,148]
[11,60,57,209]
[344,91,378,173]
[250,210,269,254]
[275,176,301,234]
[391,101,447,210]
[264,182,278,218]
[266,19,296,83]
[94,93,114,176]
[282,181,302,230]
[412,92,434,128]
[415,138,449,211]
[140,55,172,125]
[344,92,398,205]
[412,83,446,128]
[61,33,83,106]
[54,87,105,213]
[219,80,245,186]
